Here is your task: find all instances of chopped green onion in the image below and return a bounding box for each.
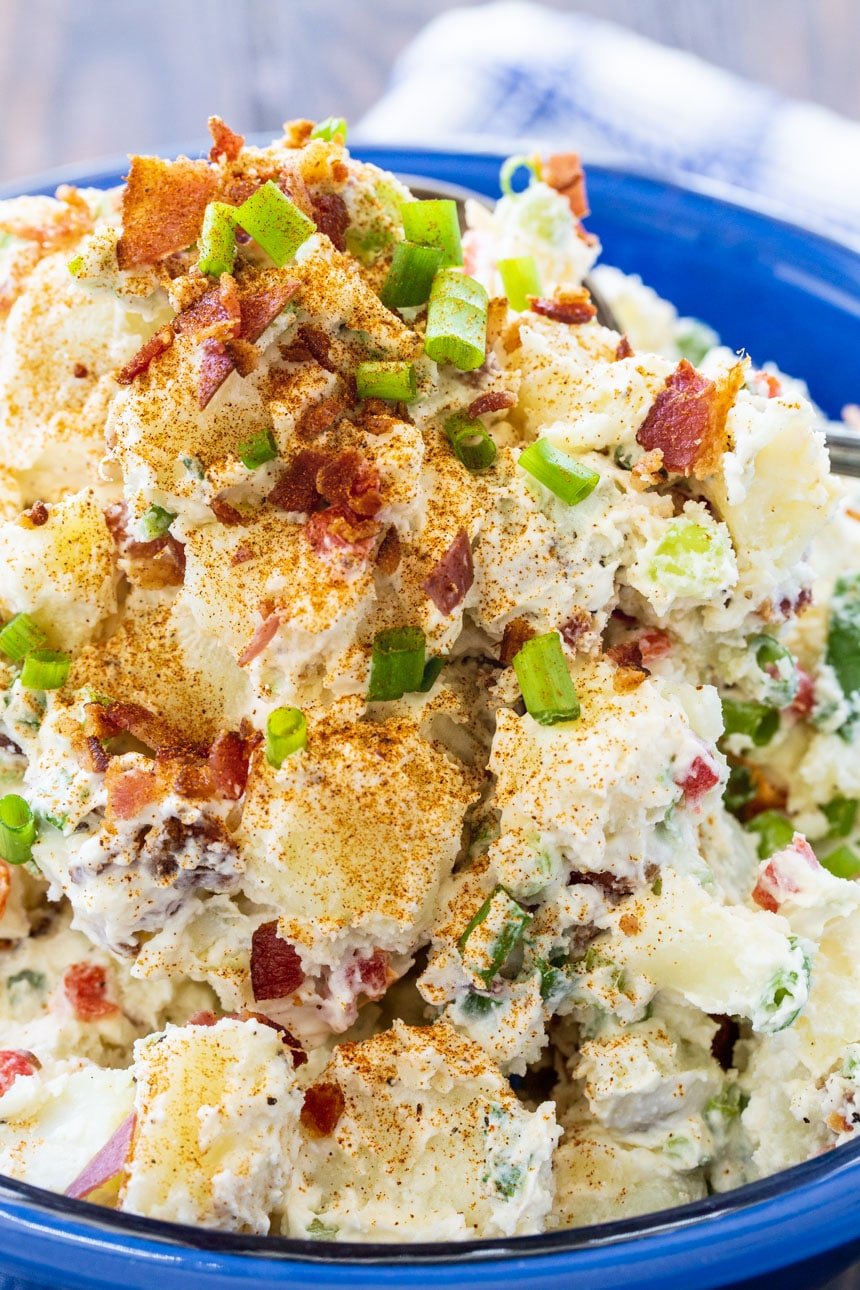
[460,991,503,1017]
[400,200,463,268]
[20,650,70,691]
[233,181,316,267]
[518,439,600,505]
[0,613,46,663]
[722,698,779,747]
[379,241,444,309]
[310,116,348,144]
[197,201,237,277]
[497,256,540,312]
[238,429,278,470]
[424,269,488,372]
[368,627,426,702]
[821,844,860,880]
[355,360,417,403]
[417,656,446,693]
[0,794,36,865]
[499,154,541,197]
[826,573,860,702]
[753,635,793,671]
[266,707,307,767]
[458,885,532,986]
[745,810,794,859]
[823,796,859,841]
[751,633,798,704]
[444,413,497,472]
[724,763,757,816]
[141,505,176,540]
[513,631,580,725]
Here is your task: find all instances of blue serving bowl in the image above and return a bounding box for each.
[0,145,859,1290]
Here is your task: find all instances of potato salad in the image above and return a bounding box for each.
[0,117,855,1241]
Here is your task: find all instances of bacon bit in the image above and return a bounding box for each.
[240,278,300,343]
[73,362,89,379]
[677,755,721,801]
[0,861,9,923]
[269,448,330,513]
[76,734,111,775]
[225,337,259,376]
[636,359,744,478]
[105,764,160,821]
[24,500,48,526]
[613,665,647,693]
[542,152,589,218]
[466,390,516,419]
[305,506,379,569]
[284,323,335,371]
[606,639,644,670]
[301,1082,345,1138]
[618,913,640,936]
[295,393,347,441]
[423,529,474,616]
[790,668,816,719]
[207,115,245,163]
[251,921,305,1001]
[529,289,597,325]
[375,526,402,575]
[231,543,254,566]
[63,963,118,1021]
[187,1009,219,1026]
[638,630,671,663]
[500,618,536,666]
[283,118,315,148]
[196,338,234,409]
[355,397,399,436]
[174,283,239,339]
[780,588,813,621]
[559,609,592,651]
[0,1050,38,1096]
[752,834,819,912]
[629,448,665,492]
[346,950,390,1000]
[65,1112,135,1200]
[117,155,221,269]
[116,326,174,385]
[316,449,383,517]
[753,371,782,399]
[238,611,281,667]
[99,701,182,753]
[568,869,635,901]
[615,335,634,360]
[210,496,246,526]
[710,1016,739,1070]
[208,729,257,799]
[310,191,349,251]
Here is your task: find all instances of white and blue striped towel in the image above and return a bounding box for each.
[358,2,860,243]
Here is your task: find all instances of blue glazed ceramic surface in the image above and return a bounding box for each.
[0,145,858,1290]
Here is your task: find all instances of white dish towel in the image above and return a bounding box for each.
[358,1,860,243]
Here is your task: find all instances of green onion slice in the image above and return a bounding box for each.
[233,181,316,267]
[826,573,860,702]
[400,199,463,268]
[721,698,780,747]
[355,360,417,403]
[724,763,756,816]
[417,656,446,693]
[458,885,532,986]
[141,505,176,540]
[379,241,444,309]
[238,429,278,470]
[497,255,541,312]
[745,810,794,859]
[513,631,580,725]
[822,796,859,841]
[821,844,860,880]
[518,439,600,505]
[425,269,488,372]
[0,613,46,663]
[499,154,541,197]
[310,116,348,144]
[266,707,307,767]
[20,650,70,691]
[197,202,237,277]
[444,412,497,472]
[368,627,426,702]
[0,794,36,865]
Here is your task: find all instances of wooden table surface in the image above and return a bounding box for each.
[0,0,857,184]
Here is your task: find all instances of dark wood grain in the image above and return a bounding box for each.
[0,0,856,184]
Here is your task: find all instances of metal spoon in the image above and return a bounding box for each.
[398,174,621,332]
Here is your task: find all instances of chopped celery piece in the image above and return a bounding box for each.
[457,886,532,986]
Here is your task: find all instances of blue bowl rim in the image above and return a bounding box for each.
[0,141,858,1268]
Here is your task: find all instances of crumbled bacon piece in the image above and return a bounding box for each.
[241,1011,307,1067]
[63,963,118,1021]
[638,629,671,663]
[208,729,258,799]
[239,278,300,344]
[210,496,246,526]
[76,734,111,774]
[305,505,379,568]
[375,526,401,575]
[231,543,254,566]
[466,390,515,419]
[346,951,390,1000]
[310,191,349,251]
[636,359,744,478]
[174,282,240,340]
[677,755,721,801]
[73,362,89,378]
[24,500,48,526]
[301,1082,345,1137]
[207,115,245,163]
[790,668,816,719]
[269,449,330,513]
[613,665,647,693]
[316,450,382,517]
[238,611,281,666]
[116,326,174,385]
[295,394,347,441]
[0,1050,38,1096]
[197,338,235,409]
[542,151,589,218]
[752,834,819,912]
[559,609,592,651]
[251,921,305,1001]
[529,289,596,325]
[186,1010,219,1026]
[98,701,181,753]
[500,618,536,666]
[105,764,161,821]
[615,335,634,360]
[710,1016,739,1070]
[606,639,644,670]
[423,529,474,616]
[117,155,221,269]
